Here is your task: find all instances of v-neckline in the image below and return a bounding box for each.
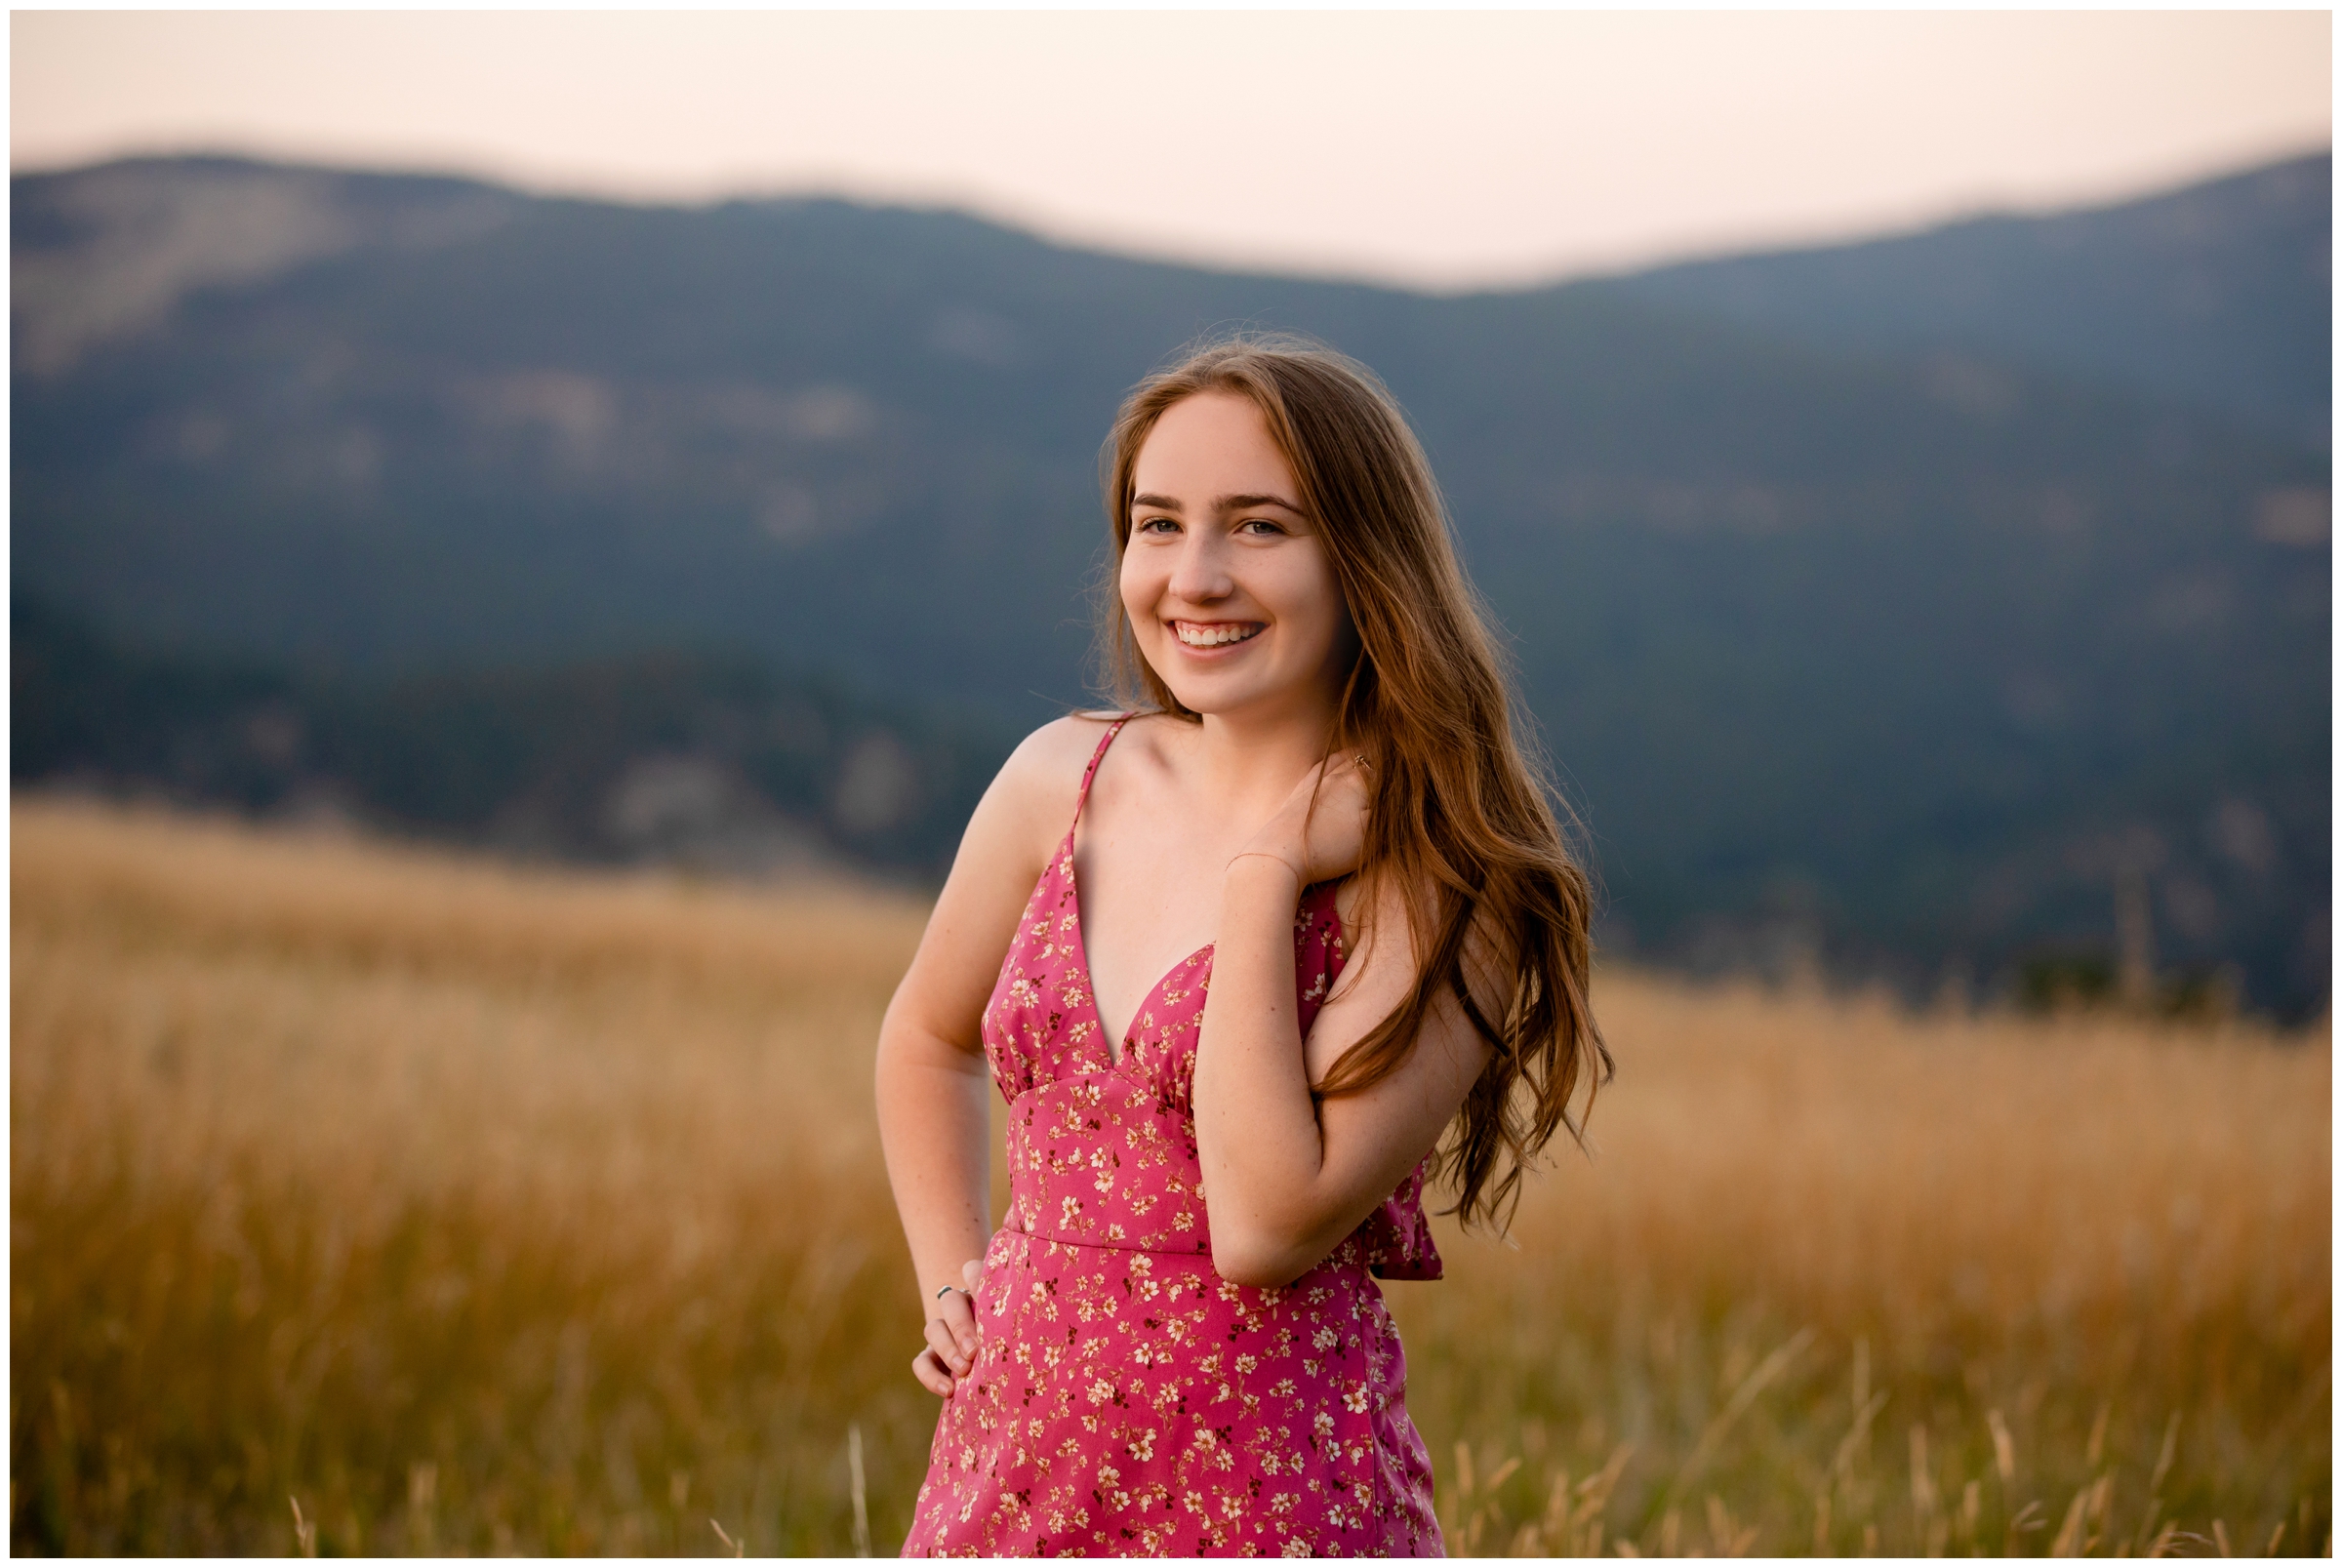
[1059,824,1214,1067]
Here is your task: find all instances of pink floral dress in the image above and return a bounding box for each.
[903,718,1444,1557]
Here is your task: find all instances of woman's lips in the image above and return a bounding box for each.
[1170,620,1265,649]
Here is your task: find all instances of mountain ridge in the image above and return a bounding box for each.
[13,152,2328,1014]
[1618,150,2330,447]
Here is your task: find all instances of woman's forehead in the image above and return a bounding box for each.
[1132,392,1298,501]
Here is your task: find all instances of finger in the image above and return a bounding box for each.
[924,1315,971,1375]
[936,1290,980,1361]
[951,1260,987,1356]
[912,1348,953,1397]
[924,1315,968,1375]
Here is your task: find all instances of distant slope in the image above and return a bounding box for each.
[12,156,2330,1015]
[11,593,1006,879]
[1619,152,2331,447]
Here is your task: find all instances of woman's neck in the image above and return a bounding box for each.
[1184,689,1343,822]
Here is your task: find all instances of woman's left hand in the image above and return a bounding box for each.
[1234,753,1372,887]
[911,1258,988,1396]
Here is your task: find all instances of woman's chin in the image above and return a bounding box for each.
[1145,638,1335,720]
[1156,674,1297,720]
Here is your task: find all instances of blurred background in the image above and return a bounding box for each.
[12,10,2331,1019]
[11,11,2332,1558]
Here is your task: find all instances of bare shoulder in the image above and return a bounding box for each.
[970,712,1125,865]
[886,715,1119,1045]
[905,713,1126,1022]
[993,712,1122,811]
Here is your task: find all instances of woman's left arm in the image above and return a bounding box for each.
[1192,762,1493,1287]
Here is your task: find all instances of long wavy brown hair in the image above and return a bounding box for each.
[1097,334,1610,1230]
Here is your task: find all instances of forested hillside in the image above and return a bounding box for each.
[12,594,999,880]
[13,155,2328,1013]
[1621,152,2329,448]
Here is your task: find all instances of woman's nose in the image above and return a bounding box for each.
[1167,533,1232,602]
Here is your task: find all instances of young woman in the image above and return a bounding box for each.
[876,338,1607,1556]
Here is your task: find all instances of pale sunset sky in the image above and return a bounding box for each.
[11,10,2332,290]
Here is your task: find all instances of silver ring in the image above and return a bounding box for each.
[935,1283,964,1302]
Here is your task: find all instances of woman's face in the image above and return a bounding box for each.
[1122,391,1357,723]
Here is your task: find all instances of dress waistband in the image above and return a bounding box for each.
[990,1225,1389,1290]
[993,1224,1212,1261]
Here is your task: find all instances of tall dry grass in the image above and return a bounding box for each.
[11,797,2328,1555]
[1401,982,2328,1556]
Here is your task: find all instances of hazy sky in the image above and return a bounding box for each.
[13,10,2331,290]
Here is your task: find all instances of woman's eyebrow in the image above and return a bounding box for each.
[1216,492,1305,514]
[1127,491,1307,515]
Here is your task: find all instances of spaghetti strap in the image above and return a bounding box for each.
[1070,713,1134,826]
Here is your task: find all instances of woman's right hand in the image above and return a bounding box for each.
[1234,752,1373,888]
[911,1258,987,1396]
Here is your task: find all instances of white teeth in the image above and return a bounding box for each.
[1175,623,1262,648]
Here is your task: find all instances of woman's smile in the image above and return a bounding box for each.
[1170,619,1265,650]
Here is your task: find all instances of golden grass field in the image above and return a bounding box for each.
[11,796,2330,1556]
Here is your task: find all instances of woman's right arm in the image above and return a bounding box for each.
[874,718,1093,1395]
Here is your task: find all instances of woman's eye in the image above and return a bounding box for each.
[1238,518,1285,536]
[1136,516,1179,535]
